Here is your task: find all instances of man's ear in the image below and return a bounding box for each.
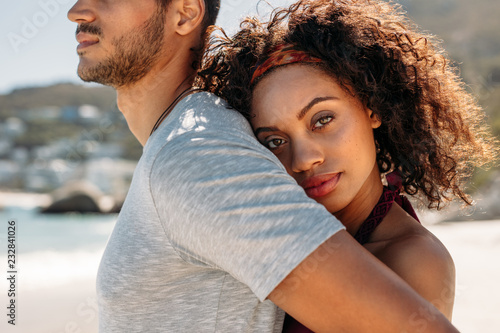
[172,0,205,36]
[367,108,382,129]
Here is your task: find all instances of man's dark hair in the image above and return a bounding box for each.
[202,0,221,31]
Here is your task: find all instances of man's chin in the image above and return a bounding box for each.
[76,57,150,88]
[78,75,103,84]
[77,70,100,84]
[77,63,109,85]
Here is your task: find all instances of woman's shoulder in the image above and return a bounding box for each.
[366,203,456,318]
[368,202,454,276]
[376,226,455,282]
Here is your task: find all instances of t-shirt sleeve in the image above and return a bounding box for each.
[150,110,345,302]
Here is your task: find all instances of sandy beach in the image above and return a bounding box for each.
[1,218,499,332]
[1,248,104,333]
[427,220,500,332]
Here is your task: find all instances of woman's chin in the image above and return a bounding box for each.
[314,193,351,217]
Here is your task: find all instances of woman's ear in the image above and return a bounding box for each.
[367,108,382,129]
[172,0,205,36]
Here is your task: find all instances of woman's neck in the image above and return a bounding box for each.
[334,166,384,236]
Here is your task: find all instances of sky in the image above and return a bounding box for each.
[0,0,293,95]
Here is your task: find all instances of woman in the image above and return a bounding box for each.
[198,0,498,330]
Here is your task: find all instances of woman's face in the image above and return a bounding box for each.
[251,65,382,214]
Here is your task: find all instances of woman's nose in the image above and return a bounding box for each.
[290,138,324,174]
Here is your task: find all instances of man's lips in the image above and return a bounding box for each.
[300,173,341,199]
[76,32,99,50]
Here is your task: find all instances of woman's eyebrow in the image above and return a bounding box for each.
[254,126,279,137]
[297,96,338,120]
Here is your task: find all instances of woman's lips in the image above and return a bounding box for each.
[301,173,341,199]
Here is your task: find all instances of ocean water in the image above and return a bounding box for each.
[0,207,116,290]
[0,207,116,253]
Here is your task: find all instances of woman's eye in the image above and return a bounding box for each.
[313,115,333,129]
[266,138,285,149]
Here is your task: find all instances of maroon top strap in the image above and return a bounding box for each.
[353,186,420,245]
[353,186,397,245]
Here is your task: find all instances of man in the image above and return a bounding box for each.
[68,0,458,331]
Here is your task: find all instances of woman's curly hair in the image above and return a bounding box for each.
[197,0,498,209]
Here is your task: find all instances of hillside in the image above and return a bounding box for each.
[398,0,500,81]
[0,83,143,162]
[0,83,117,117]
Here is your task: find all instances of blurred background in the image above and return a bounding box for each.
[0,0,499,332]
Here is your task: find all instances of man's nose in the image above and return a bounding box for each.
[68,0,96,24]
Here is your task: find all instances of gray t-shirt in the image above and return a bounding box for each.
[97,92,344,332]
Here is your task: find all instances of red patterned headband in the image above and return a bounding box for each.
[250,44,322,84]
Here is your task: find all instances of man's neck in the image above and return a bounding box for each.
[115,61,196,146]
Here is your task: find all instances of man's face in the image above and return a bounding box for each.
[68,0,167,88]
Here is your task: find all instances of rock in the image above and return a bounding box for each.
[41,180,119,214]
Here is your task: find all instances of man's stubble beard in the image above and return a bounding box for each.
[77,6,166,88]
